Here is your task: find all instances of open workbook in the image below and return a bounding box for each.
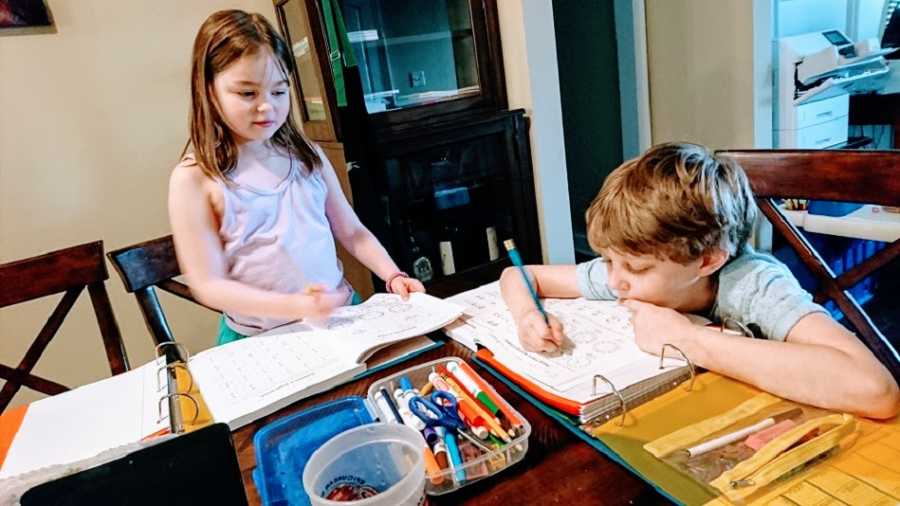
[0,293,462,480]
[443,282,705,423]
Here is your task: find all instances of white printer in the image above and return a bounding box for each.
[776,29,894,148]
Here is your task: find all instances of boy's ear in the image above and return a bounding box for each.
[698,248,729,277]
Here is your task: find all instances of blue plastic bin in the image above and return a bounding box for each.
[807,200,863,217]
[774,231,886,321]
[253,398,375,506]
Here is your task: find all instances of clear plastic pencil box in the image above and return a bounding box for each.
[253,356,531,503]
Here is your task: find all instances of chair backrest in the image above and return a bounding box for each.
[718,149,900,381]
[0,241,129,413]
[107,235,214,346]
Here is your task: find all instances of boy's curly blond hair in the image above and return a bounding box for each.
[586,142,758,264]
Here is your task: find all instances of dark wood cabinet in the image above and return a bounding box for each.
[274,0,540,296]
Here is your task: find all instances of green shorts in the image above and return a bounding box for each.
[216,291,363,346]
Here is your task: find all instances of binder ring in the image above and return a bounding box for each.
[593,374,627,427]
[155,341,190,362]
[721,317,753,337]
[157,392,200,424]
[659,343,695,392]
[156,363,194,393]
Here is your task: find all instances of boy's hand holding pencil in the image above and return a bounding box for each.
[515,309,567,354]
[503,239,573,355]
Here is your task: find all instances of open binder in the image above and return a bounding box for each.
[0,345,210,482]
[443,282,703,423]
[0,292,462,480]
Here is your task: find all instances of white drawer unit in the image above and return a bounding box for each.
[791,94,848,130]
[777,114,849,148]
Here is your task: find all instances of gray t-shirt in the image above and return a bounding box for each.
[575,247,827,341]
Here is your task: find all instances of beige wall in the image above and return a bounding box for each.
[644,0,758,149]
[0,1,278,408]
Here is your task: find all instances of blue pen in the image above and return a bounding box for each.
[439,427,467,484]
[503,239,571,354]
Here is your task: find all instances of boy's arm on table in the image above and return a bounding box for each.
[318,148,422,297]
[168,165,343,321]
[627,301,900,419]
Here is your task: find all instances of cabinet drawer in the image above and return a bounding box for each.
[794,94,849,129]
[795,116,848,148]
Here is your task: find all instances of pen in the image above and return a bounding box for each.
[684,408,803,457]
[503,239,572,354]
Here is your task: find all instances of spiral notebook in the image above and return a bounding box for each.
[0,293,463,480]
[443,282,702,423]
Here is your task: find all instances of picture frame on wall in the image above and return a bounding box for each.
[0,0,53,30]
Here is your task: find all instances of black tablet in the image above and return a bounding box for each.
[21,423,248,506]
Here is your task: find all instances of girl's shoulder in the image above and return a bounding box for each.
[169,154,222,199]
[171,154,212,187]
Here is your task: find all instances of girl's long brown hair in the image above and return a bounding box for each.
[182,9,320,180]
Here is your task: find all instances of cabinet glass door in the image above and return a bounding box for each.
[276,0,339,141]
[339,0,479,114]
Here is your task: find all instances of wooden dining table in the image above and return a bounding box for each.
[231,339,668,505]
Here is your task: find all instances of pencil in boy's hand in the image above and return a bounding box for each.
[503,239,573,355]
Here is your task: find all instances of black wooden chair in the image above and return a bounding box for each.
[0,241,130,413]
[718,149,900,381]
[107,235,215,346]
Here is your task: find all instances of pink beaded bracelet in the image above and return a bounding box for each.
[385,271,410,293]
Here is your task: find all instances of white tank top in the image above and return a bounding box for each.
[217,154,347,335]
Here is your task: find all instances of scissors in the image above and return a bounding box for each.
[408,390,466,432]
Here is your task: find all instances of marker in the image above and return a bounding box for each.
[447,362,500,414]
[439,370,510,442]
[393,382,425,431]
[376,388,403,424]
[422,445,445,485]
[431,433,450,471]
[422,426,439,446]
[441,427,466,484]
[456,400,490,439]
[446,362,516,436]
[457,361,525,430]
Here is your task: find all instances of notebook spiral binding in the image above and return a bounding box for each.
[154,342,199,434]
[585,342,696,427]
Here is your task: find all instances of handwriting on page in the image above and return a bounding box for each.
[322,295,427,338]
[196,335,332,401]
[447,282,661,391]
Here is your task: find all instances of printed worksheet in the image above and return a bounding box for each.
[189,331,359,429]
[271,293,464,362]
[445,282,688,400]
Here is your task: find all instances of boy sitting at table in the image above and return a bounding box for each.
[500,142,899,419]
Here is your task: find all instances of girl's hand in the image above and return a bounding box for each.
[389,276,425,300]
[515,309,565,353]
[296,284,347,322]
[620,299,693,355]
